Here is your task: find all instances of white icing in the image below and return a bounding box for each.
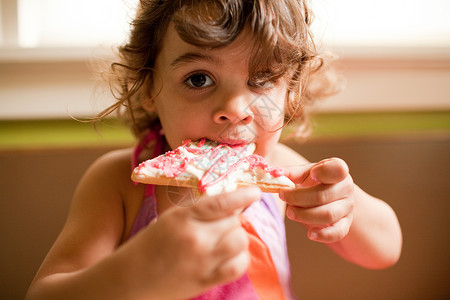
[134,140,293,195]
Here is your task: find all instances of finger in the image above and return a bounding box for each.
[308,213,353,243]
[191,187,261,221]
[310,157,350,185]
[207,250,250,285]
[282,163,316,186]
[286,198,353,226]
[281,175,354,207]
[281,158,349,188]
[213,225,249,262]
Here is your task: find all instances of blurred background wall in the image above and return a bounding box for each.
[1,0,450,118]
[0,0,449,299]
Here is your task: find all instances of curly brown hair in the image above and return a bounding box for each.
[99,0,340,138]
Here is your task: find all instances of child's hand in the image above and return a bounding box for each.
[127,187,261,299]
[280,158,355,244]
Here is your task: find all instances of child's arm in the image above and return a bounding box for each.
[26,150,261,300]
[273,144,402,269]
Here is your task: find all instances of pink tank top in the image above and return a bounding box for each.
[129,125,295,300]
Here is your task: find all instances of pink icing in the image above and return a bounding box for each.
[245,155,285,177]
[138,147,189,177]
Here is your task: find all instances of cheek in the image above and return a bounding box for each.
[251,92,286,131]
[155,100,206,148]
[154,89,193,124]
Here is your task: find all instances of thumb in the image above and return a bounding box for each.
[282,158,350,187]
[310,158,350,185]
[191,187,261,221]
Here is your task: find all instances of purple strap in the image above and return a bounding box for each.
[129,124,164,236]
[129,186,157,238]
[131,124,164,186]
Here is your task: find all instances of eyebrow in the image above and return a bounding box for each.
[170,52,222,68]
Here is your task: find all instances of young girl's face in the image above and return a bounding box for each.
[149,24,289,158]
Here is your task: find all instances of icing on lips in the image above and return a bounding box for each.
[137,138,285,194]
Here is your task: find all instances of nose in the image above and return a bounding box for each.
[212,92,254,125]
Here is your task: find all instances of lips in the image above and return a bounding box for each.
[188,134,255,148]
[215,138,249,146]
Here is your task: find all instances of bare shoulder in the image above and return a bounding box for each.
[31,147,142,282]
[84,147,135,185]
[71,147,139,206]
[73,147,144,235]
[268,142,309,167]
[67,146,140,235]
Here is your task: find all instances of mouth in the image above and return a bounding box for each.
[186,137,255,149]
[215,138,249,147]
[187,137,257,157]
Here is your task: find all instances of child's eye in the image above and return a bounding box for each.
[248,79,274,90]
[184,73,214,88]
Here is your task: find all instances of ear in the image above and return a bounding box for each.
[142,96,156,113]
[141,73,161,114]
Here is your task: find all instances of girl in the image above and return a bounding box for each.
[26,1,402,299]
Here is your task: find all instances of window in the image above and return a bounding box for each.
[1,0,137,48]
[1,0,448,119]
[1,0,449,50]
[311,0,450,48]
